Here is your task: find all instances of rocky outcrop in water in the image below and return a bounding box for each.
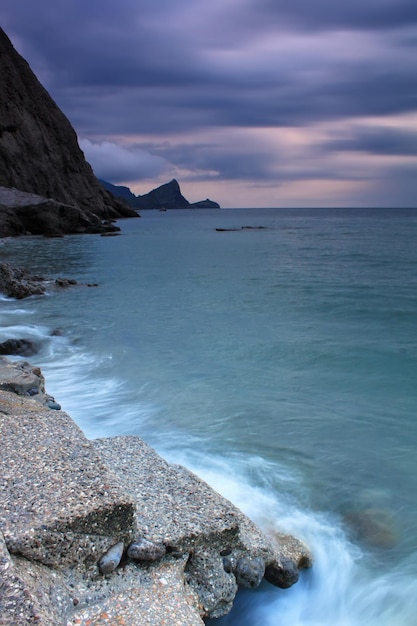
[0,28,138,237]
[135,179,191,210]
[101,178,220,210]
[0,261,94,299]
[0,358,312,625]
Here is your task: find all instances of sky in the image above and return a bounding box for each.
[2,0,417,208]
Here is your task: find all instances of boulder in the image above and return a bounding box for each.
[0,338,38,357]
[0,262,47,298]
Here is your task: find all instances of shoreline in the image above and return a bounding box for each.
[0,356,312,625]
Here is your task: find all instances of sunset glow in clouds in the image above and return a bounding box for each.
[3,0,417,207]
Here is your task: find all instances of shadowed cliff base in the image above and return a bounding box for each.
[0,28,138,237]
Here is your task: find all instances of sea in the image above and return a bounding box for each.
[1,207,417,625]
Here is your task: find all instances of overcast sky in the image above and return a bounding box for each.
[3,0,417,207]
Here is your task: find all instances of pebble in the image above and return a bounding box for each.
[47,399,61,410]
[127,537,166,562]
[264,557,299,588]
[98,541,124,575]
[234,556,265,589]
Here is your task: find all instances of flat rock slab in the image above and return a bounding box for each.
[93,436,242,551]
[0,390,135,567]
[68,558,204,626]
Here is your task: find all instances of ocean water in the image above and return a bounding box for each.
[1,207,417,625]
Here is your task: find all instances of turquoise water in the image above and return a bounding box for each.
[2,208,417,624]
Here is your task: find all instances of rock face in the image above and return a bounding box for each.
[135,179,191,210]
[0,28,138,236]
[190,199,220,209]
[0,358,312,625]
[101,178,221,210]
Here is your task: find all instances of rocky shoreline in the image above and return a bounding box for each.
[0,358,312,625]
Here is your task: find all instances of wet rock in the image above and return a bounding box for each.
[0,338,38,357]
[234,556,265,589]
[127,537,166,562]
[54,278,77,288]
[46,399,61,410]
[98,541,125,575]
[264,557,299,588]
[0,262,46,299]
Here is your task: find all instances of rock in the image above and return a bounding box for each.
[0,359,312,624]
[55,278,77,288]
[185,551,238,618]
[0,262,47,298]
[127,537,166,562]
[0,356,46,398]
[98,541,125,575]
[46,398,61,410]
[0,261,90,299]
[0,387,136,568]
[190,199,220,209]
[0,28,138,234]
[344,508,398,548]
[234,556,265,588]
[93,435,312,619]
[135,179,191,210]
[264,557,299,588]
[0,189,122,237]
[0,338,38,357]
[101,178,220,210]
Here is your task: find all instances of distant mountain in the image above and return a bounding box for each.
[100,179,220,210]
[0,27,137,237]
[98,180,139,205]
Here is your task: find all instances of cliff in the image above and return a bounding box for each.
[101,178,221,210]
[0,358,312,625]
[0,28,137,236]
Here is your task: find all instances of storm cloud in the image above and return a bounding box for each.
[2,0,417,206]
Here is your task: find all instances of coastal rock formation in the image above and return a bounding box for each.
[0,28,138,236]
[135,179,191,210]
[190,198,220,209]
[101,178,220,210]
[0,358,312,625]
[0,261,95,299]
[0,187,124,237]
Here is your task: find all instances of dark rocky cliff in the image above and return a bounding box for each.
[0,28,137,233]
[135,179,190,210]
[101,178,220,210]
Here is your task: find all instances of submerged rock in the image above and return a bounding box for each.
[344,508,399,548]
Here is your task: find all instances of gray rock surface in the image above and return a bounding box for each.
[0,358,312,624]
